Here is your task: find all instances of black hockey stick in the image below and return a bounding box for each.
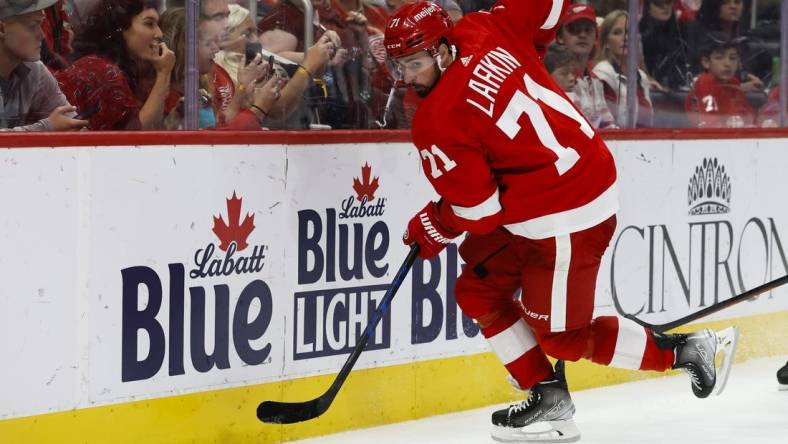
[623,274,788,333]
[257,245,420,424]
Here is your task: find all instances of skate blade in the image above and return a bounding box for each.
[711,326,740,397]
[779,383,788,391]
[491,419,580,443]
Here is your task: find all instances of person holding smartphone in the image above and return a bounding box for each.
[213,3,344,127]
[215,3,263,88]
[159,6,281,130]
[0,0,87,131]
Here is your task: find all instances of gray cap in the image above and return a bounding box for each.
[0,0,58,19]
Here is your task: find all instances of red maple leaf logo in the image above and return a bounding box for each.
[213,192,255,252]
[353,163,379,202]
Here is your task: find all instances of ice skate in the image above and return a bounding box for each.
[778,361,788,391]
[491,361,580,443]
[671,327,739,398]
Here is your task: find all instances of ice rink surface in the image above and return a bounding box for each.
[293,355,788,444]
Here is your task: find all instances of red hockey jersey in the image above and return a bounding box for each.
[410,0,618,239]
[685,73,754,128]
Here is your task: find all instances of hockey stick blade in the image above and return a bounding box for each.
[257,245,420,424]
[624,274,788,332]
[257,399,326,425]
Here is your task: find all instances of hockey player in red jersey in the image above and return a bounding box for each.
[384,2,740,442]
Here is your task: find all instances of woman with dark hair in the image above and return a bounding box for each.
[687,0,743,72]
[639,0,691,90]
[56,0,175,130]
[686,0,764,91]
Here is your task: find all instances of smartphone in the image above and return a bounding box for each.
[75,104,100,120]
[267,55,275,78]
[245,42,262,65]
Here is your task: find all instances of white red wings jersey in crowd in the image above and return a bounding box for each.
[410,0,618,239]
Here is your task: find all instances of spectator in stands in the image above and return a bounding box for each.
[640,0,691,91]
[215,4,261,87]
[206,4,333,127]
[380,0,463,23]
[260,0,368,128]
[592,10,653,127]
[555,3,597,75]
[196,0,256,126]
[56,0,175,130]
[201,0,231,32]
[329,0,400,128]
[685,32,755,128]
[545,45,578,94]
[545,44,616,129]
[160,6,280,129]
[686,0,756,77]
[554,2,619,129]
[41,0,73,73]
[0,0,86,131]
[331,0,395,128]
[674,0,701,24]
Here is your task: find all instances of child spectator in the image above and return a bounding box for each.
[685,0,766,84]
[544,44,616,129]
[592,9,654,127]
[685,32,755,128]
[0,0,86,131]
[544,45,579,93]
[56,0,176,130]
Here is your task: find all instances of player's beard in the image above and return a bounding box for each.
[413,69,442,98]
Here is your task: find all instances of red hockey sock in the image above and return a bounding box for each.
[482,313,554,390]
[533,316,675,372]
[586,316,674,371]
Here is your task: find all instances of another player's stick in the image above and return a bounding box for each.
[257,245,420,424]
[623,274,788,332]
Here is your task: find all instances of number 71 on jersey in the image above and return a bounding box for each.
[421,73,596,179]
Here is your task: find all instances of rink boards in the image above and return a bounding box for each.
[1,133,788,443]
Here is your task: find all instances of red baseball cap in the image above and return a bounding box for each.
[560,3,597,27]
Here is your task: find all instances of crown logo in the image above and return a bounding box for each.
[688,157,731,216]
[213,192,255,251]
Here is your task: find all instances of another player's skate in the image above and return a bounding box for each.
[669,327,739,398]
[777,361,788,391]
[491,361,580,443]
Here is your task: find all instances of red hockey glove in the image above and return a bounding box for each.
[403,201,461,259]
